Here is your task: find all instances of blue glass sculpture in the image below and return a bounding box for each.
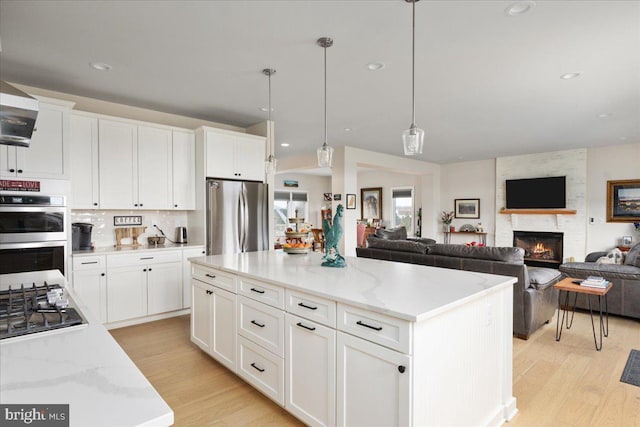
[322,204,346,268]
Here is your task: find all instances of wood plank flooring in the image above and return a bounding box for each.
[110,312,640,426]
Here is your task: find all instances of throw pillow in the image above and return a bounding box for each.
[374,226,407,240]
[624,243,640,267]
[596,247,624,265]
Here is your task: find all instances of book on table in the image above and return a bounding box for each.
[580,276,609,288]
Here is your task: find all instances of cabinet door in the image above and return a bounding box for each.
[137,125,172,209]
[107,265,147,323]
[285,314,336,427]
[70,115,100,208]
[205,130,235,179]
[191,279,212,353]
[211,286,237,371]
[73,269,107,323]
[182,247,205,309]
[147,261,182,315]
[19,104,67,179]
[336,332,411,427]
[0,145,17,178]
[234,135,265,182]
[172,130,195,210]
[99,120,137,209]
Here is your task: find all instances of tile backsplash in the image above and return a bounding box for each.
[71,210,188,248]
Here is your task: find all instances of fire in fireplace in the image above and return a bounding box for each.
[513,231,564,268]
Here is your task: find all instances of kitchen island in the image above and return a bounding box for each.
[190,250,518,427]
[0,270,173,427]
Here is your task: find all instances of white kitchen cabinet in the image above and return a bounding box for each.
[181,246,205,309]
[285,313,336,427]
[70,114,100,208]
[172,130,195,210]
[1,99,73,180]
[72,255,107,323]
[147,261,182,315]
[190,276,237,372]
[106,250,182,322]
[98,119,137,209]
[336,331,411,427]
[106,265,147,323]
[137,125,172,210]
[204,128,266,181]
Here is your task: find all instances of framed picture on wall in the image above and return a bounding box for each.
[361,187,382,220]
[346,194,356,210]
[607,179,640,222]
[454,198,480,219]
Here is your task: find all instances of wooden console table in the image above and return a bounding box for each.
[443,231,487,245]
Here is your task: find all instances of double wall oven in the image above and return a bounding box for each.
[0,194,66,275]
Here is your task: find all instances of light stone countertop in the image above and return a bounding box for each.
[72,242,204,256]
[190,250,516,322]
[0,270,173,427]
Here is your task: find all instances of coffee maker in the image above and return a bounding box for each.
[72,223,93,250]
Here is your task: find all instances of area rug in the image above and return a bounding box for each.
[620,349,640,387]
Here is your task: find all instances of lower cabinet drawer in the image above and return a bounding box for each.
[238,296,285,357]
[337,303,412,354]
[237,335,284,406]
[192,265,236,293]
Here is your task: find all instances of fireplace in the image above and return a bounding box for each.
[513,231,564,268]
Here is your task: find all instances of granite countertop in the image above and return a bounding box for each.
[0,271,173,427]
[190,251,516,322]
[73,242,204,256]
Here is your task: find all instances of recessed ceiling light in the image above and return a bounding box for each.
[367,62,385,71]
[598,113,613,118]
[280,143,290,147]
[89,62,113,71]
[259,107,274,112]
[344,127,352,132]
[560,72,581,80]
[505,1,536,16]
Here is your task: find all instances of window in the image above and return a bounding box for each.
[391,187,414,235]
[274,190,308,239]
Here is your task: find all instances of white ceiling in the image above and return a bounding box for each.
[1,0,638,164]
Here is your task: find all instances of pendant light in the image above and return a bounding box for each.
[263,68,278,174]
[317,37,334,168]
[402,0,424,156]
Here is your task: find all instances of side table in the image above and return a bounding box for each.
[554,277,612,351]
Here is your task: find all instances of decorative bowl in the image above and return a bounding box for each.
[147,236,166,245]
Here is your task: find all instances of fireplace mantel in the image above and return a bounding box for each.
[499,209,577,215]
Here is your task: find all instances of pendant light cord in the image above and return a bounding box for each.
[323,43,328,146]
[411,0,416,128]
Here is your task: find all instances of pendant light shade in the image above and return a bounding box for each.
[403,0,424,156]
[263,68,278,174]
[317,37,334,168]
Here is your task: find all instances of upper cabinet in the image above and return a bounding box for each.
[1,98,74,180]
[203,128,266,182]
[69,112,195,210]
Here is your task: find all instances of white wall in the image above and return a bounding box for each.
[440,159,496,245]
[274,173,331,229]
[586,142,640,252]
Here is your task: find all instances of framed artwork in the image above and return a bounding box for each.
[323,192,332,201]
[346,194,356,210]
[284,180,298,188]
[454,198,480,219]
[607,179,640,222]
[361,187,382,220]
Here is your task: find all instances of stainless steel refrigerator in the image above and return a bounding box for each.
[206,179,268,255]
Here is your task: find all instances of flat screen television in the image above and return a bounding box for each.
[505,176,566,209]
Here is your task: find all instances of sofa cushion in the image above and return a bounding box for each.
[366,236,428,254]
[527,267,563,290]
[407,237,437,246]
[428,244,524,264]
[624,243,640,267]
[559,262,640,281]
[375,226,407,240]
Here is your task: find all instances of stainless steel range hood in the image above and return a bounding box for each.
[0,81,39,147]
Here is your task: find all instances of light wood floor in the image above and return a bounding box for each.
[110,312,640,426]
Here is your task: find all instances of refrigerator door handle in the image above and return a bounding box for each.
[241,185,249,251]
[237,192,244,251]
